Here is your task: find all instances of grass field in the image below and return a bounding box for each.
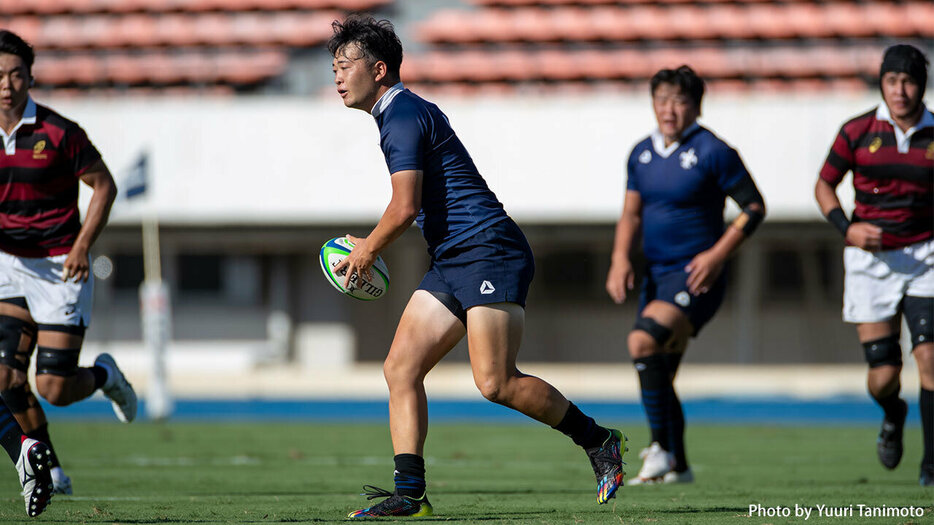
[0,421,929,524]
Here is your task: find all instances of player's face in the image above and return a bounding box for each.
[881,72,923,121]
[332,43,382,112]
[652,83,699,145]
[0,53,30,114]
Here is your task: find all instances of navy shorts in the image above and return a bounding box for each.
[637,260,727,336]
[418,218,534,319]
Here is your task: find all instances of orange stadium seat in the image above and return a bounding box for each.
[905,2,934,37]
[823,3,873,39]
[704,5,755,40]
[782,4,827,39]
[667,6,718,41]
[863,2,916,38]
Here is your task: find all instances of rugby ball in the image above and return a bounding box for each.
[319,237,390,301]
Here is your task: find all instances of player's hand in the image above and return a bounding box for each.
[846,222,883,252]
[685,250,724,296]
[334,234,376,290]
[606,259,635,304]
[62,246,91,282]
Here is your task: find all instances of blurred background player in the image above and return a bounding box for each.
[0,30,138,494]
[814,44,933,487]
[606,66,766,485]
[329,15,624,518]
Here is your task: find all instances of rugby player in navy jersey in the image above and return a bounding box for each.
[328,15,625,518]
[814,44,933,486]
[606,66,765,485]
[0,30,137,497]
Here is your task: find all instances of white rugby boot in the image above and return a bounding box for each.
[662,468,694,484]
[627,442,674,485]
[95,353,138,423]
[16,438,53,517]
[51,466,73,495]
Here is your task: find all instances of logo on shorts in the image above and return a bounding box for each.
[32,140,47,159]
[868,137,882,154]
[674,291,691,307]
[638,150,652,164]
[679,148,697,170]
[479,280,495,295]
[64,306,76,316]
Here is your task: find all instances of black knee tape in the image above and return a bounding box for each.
[36,347,80,377]
[427,290,467,326]
[0,297,28,309]
[0,316,31,373]
[633,317,673,346]
[904,296,933,349]
[1,384,31,413]
[863,335,902,368]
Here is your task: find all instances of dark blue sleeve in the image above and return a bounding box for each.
[380,108,425,174]
[625,148,639,193]
[709,144,751,192]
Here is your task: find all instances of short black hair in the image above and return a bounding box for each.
[650,65,705,108]
[0,30,34,76]
[328,14,403,79]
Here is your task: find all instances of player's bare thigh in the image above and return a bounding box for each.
[384,290,466,385]
[629,300,693,359]
[464,302,524,387]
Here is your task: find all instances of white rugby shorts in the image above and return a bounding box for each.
[843,238,934,323]
[0,250,93,328]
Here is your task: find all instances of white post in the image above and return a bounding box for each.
[140,215,173,420]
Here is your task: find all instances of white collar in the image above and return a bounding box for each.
[0,97,37,155]
[371,82,405,118]
[650,122,699,158]
[875,103,934,153]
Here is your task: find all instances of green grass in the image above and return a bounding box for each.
[0,422,929,524]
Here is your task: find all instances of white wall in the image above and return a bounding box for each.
[51,91,876,225]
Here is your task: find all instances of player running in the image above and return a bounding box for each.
[329,15,626,518]
[606,66,766,484]
[814,44,933,486]
[0,30,138,495]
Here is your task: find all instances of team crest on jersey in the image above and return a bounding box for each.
[679,148,697,170]
[926,143,934,160]
[32,140,47,159]
[674,291,691,307]
[868,137,882,154]
[638,150,652,164]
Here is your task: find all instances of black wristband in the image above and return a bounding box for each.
[826,208,850,237]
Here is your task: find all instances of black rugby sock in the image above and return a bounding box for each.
[635,354,673,448]
[872,386,905,423]
[921,388,933,467]
[553,402,610,449]
[0,403,23,462]
[393,454,426,498]
[667,389,688,472]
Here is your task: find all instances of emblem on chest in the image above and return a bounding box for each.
[679,148,697,170]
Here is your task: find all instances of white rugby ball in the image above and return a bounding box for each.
[319,237,390,301]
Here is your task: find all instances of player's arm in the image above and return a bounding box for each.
[685,176,766,295]
[814,177,882,252]
[64,159,117,282]
[606,190,642,304]
[337,169,422,288]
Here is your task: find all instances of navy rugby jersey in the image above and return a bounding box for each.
[627,124,754,266]
[372,83,507,257]
[819,104,933,250]
[0,98,101,257]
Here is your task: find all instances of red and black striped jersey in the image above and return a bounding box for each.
[820,104,933,250]
[0,98,101,257]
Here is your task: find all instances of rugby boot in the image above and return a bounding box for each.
[585,428,626,504]
[95,353,138,423]
[348,485,433,518]
[16,438,53,517]
[921,464,933,487]
[877,399,907,470]
[629,441,676,485]
[51,466,73,495]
